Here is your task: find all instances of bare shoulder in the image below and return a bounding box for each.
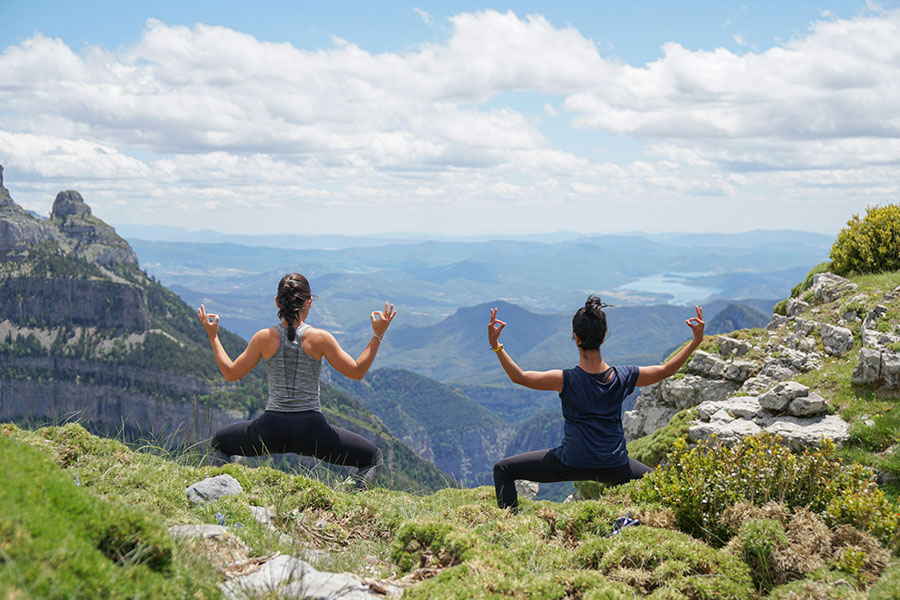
[300,326,338,348]
[252,326,281,358]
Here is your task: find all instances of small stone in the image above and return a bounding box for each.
[167,524,228,540]
[723,360,756,382]
[821,323,854,357]
[759,381,809,413]
[718,336,751,357]
[185,474,243,504]
[515,480,540,501]
[249,506,275,525]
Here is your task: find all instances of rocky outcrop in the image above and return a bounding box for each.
[689,380,847,450]
[625,272,864,450]
[0,278,150,331]
[852,300,900,388]
[48,190,139,266]
[0,378,244,447]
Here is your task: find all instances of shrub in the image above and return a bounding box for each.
[737,518,788,593]
[390,520,475,572]
[632,434,893,547]
[830,204,900,275]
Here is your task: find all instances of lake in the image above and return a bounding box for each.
[615,272,723,305]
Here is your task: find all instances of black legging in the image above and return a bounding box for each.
[493,448,652,509]
[211,410,382,482]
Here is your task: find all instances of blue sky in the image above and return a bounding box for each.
[1,1,899,236]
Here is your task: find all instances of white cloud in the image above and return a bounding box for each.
[0,8,898,235]
[413,7,432,25]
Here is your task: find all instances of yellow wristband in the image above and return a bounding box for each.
[492,344,503,353]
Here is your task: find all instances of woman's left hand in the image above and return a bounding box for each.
[686,305,705,343]
[371,301,397,337]
[197,304,219,339]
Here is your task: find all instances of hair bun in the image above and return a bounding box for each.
[585,295,613,311]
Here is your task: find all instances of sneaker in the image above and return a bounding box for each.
[606,513,640,537]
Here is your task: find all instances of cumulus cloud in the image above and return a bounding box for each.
[0,8,898,234]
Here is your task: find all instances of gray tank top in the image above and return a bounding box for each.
[265,323,322,412]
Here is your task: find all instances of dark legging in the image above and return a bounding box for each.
[211,410,382,484]
[493,448,652,509]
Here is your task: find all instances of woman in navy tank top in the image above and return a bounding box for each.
[488,295,705,509]
[197,272,396,489]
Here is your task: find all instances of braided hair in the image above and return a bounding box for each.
[277,273,312,341]
[572,295,613,350]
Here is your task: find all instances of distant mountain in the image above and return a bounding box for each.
[0,170,448,492]
[371,299,778,385]
[326,367,515,486]
[127,230,830,341]
[705,303,770,335]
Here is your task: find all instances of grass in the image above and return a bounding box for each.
[3,421,898,599]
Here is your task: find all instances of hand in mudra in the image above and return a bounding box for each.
[371,301,397,337]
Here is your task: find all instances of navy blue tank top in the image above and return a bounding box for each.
[553,364,640,469]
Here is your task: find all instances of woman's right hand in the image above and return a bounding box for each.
[488,307,506,349]
[371,301,397,337]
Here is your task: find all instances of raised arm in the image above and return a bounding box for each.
[318,302,397,380]
[636,305,705,387]
[488,307,563,392]
[198,304,267,382]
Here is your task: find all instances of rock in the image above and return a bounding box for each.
[765,415,850,451]
[219,554,392,600]
[689,351,726,378]
[793,318,819,337]
[853,348,883,385]
[796,337,818,353]
[786,298,809,317]
[757,359,797,383]
[185,474,243,504]
[515,480,539,501]
[624,403,679,440]
[739,375,778,395]
[718,336,750,357]
[695,397,763,421]
[767,314,789,331]
[759,381,809,413]
[787,391,829,417]
[811,273,848,303]
[863,305,888,330]
[883,352,900,388]
[167,524,229,540]
[820,323,854,357]
[688,418,763,446]
[841,310,858,322]
[249,506,275,525]
[51,190,92,218]
[723,360,756,382]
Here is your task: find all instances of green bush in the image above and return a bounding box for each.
[632,434,894,547]
[390,520,475,572]
[737,518,788,593]
[830,204,900,275]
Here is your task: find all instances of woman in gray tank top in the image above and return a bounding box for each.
[198,272,396,489]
